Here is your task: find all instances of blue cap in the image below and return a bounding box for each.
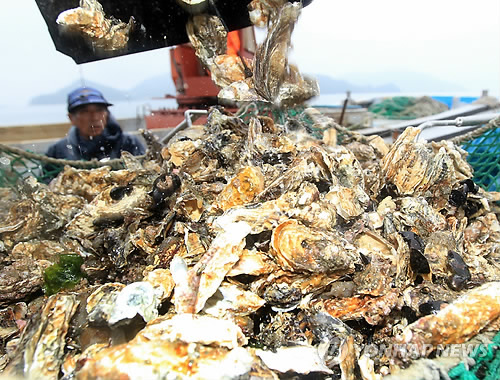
[67,87,113,112]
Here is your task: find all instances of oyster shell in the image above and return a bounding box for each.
[86,282,125,325]
[3,2,500,378]
[49,166,139,202]
[253,2,319,106]
[108,282,162,325]
[398,282,500,350]
[173,221,251,313]
[0,257,51,307]
[142,268,175,302]
[56,0,134,51]
[381,127,470,198]
[271,219,358,273]
[227,248,279,276]
[219,2,318,107]
[5,294,79,379]
[313,290,400,326]
[248,0,287,28]
[203,281,265,318]
[256,343,333,375]
[75,314,253,379]
[213,166,265,211]
[393,197,447,237]
[65,180,154,267]
[0,177,84,250]
[186,14,227,73]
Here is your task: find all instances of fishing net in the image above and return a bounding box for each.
[0,144,125,186]
[369,96,448,119]
[369,96,415,119]
[450,115,500,192]
[448,331,500,380]
[0,148,49,187]
[459,127,500,192]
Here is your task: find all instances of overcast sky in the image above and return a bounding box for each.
[1,0,499,106]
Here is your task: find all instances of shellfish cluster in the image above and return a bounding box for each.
[1,1,500,379]
[1,106,499,379]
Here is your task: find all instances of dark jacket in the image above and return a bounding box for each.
[46,117,145,161]
[42,117,145,181]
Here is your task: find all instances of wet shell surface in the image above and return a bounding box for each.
[1,1,500,379]
[271,219,357,273]
[214,166,265,211]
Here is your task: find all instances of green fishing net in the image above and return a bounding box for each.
[448,331,500,380]
[0,148,62,186]
[461,127,500,192]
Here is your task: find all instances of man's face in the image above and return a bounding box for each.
[68,104,109,139]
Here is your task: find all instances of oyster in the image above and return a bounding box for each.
[398,282,500,350]
[173,221,251,313]
[219,1,318,107]
[213,166,265,211]
[0,177,84,250]
[0,302,26,347]
[313,290,400,326]
[270,219,358,273]
[64,172,163,267]
[253,270,342,308]
[0,256,51,307]
[49,166,139,202]
[186,15,227,74]
[56,0,134,51]
[256,343,333,375]
[2,111,500,379]
[186,15,254,91]
[381,127,470,198]
[74,314,253,379]
[248,0,288,28]
[227,248,279,276]
[203,281,265,319]
[394,197,447,237]
[86,282,125,325]
[5,294,79,379]
[142,268,175,302]
[107,282,162,325]
[253,2,319,106]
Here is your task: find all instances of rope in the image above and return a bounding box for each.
[450,115,500,145]
[0,143,145,170]
[330,119,370,144]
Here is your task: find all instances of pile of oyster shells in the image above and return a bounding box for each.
[1,105,500,380]
[2,1,500,379]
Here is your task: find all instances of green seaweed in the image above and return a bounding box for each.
[43,254,85,296]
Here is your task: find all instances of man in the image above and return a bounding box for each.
[46,87,145,162]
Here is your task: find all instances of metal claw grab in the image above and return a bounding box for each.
[34,0,313,64]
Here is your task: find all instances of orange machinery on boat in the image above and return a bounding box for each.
[145,28,257,130]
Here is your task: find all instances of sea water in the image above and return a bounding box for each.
[0,91,484,127]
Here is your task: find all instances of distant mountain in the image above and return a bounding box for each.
[29,76,176,105]
[312,74,400,94]
[29,81,129,105]
[29,72,402,106]
[339,70,466,93]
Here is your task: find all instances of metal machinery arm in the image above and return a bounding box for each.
[34,0,313,64]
